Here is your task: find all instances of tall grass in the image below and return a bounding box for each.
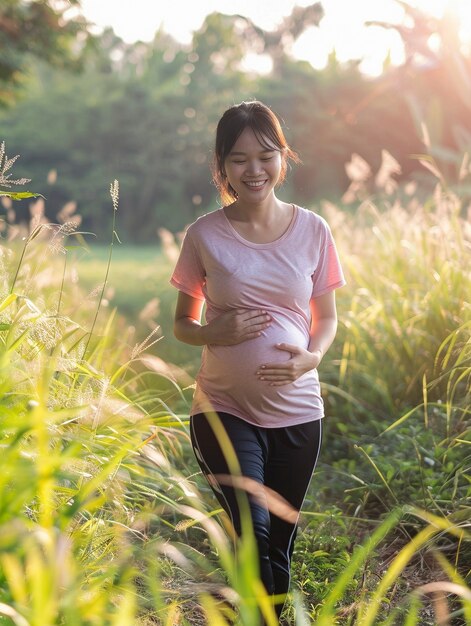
[0,147,470,625]
[326,186,470,418]
[0,179,276,625]
[306,181,471,623]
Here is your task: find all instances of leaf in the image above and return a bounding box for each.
[418,159,444,180]
[0,190,45,200]
[0,601,30,626]
[0,293,17,312]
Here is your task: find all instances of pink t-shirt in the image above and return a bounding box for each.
[170,205,346,427]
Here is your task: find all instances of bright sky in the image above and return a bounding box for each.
[79,0,471,76]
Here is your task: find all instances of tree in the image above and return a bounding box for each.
[0,0,89,106]
[3,4,467,241]
[367,1,471,187]
[230,2,324,75]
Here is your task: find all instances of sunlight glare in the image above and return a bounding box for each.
[294,0,471,75]
[293,0,405,76]
[78,0,471,76]
[239,53,274,76]
[413,0,471,42]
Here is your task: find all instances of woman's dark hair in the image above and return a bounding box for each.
[212,100,299,205]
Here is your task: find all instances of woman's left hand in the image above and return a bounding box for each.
[256,343,322,386]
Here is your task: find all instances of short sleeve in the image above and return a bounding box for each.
[170,227,206,300]
[311,225,346,297]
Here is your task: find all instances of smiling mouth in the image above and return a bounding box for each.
[244,180,267,188]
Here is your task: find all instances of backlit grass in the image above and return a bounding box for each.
[0,155,470,624]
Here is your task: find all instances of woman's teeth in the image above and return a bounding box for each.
[245,180,266,187]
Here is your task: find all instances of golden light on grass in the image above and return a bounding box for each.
[0,140,469,625]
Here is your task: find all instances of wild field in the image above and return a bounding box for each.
[0,171,470,625]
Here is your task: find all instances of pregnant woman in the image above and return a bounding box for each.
[170,100,346,622]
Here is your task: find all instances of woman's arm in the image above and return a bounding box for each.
[174,291,272,346]
[173,291,207,346]
[256,290,338,386]
[307,290,339,363]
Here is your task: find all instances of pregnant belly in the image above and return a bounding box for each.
[200,316,310,411]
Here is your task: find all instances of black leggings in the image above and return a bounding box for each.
[190,412,322,617]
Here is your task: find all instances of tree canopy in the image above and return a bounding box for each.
[0,0,91,107]
[1,2,470,241]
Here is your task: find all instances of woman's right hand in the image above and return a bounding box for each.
[203,309,271,346]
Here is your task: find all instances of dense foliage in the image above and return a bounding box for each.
[0,0,90,107]
[1,3,471,240]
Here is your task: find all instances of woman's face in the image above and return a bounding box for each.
[223,126,283,206]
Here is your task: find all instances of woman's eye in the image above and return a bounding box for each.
[233,160,245,164]
[261,157,273,161]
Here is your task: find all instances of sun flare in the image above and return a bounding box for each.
[290,0,471,76]
[78,0,471,76]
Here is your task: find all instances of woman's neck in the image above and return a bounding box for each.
[223,199,295,244]
[227,195,286,225]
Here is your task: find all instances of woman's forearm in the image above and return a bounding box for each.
[174,316,207,346]
[308,316,338,364]
[175,308,272,347]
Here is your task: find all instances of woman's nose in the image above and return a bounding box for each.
[245,160,262,175]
